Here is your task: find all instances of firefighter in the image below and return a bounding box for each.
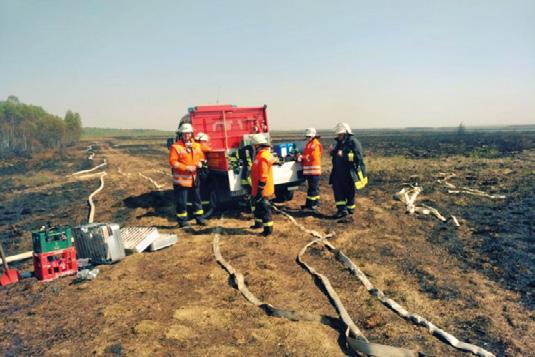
[329,122,368,219]
[195,132,212,152]
[169,123,207,228]
[195,132,212,213]
[299,127,323,211]
[250,133,275,236]
[238,141,255,212]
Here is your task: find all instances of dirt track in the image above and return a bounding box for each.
[0,133,534,356]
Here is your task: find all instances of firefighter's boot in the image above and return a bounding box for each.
[250,219,263,229]
[334,208,348,219]
[196,216,207,226]
[178,220,191,228]
[262,225,273,237]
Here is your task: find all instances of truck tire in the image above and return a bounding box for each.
[274,186,294,202]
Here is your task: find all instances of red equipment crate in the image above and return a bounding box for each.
[33,246,78,282]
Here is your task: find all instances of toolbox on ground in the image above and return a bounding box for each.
[33,246,78,282]
[32,226,73,253]
[73,223,125,264]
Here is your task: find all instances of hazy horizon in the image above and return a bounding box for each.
[1,0,534,131]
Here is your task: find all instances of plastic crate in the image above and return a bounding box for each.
[32,226,73,253]
[33,246,78,282]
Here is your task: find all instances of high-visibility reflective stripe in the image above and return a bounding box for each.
[173,180,193,187]
[348,152,354,162]
[186,203,192,206]
[303,169,321,175]
[255,219,262,223]
[303,165,321,169]
[173,174,192,179]
[347,204,356,209]
[194,210,204,215]
[263,221,273,227]
[176,212,188,217]
[336,200,347,206]
[201,201,210,205]
[173,178,193,184]
[307,196,320,200]
[251,206,256,212]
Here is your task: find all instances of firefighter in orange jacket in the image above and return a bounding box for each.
[299,127,323,211]
[169,123,207,228]
[250,133,275,236]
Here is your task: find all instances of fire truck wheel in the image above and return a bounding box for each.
[274,186,294,202]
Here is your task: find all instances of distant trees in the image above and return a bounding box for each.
[0,96,82,157]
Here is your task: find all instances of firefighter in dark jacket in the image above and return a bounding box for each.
[250,133,275,236]
[195,132,211,214]
[329,122,368,219]
[238,142,255,212]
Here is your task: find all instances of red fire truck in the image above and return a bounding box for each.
[172,105,304,212]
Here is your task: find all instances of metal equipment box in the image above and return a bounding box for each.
[32,226,73,253]
[73,223,125,264]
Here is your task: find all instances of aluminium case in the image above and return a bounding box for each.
[73,223,125,264]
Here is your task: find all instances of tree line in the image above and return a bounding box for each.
[0,95,82,157]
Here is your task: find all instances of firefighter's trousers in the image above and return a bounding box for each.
[174,184,203,222]
[305,175,321,208]
[254,197,273,228]
[332,173,356,214]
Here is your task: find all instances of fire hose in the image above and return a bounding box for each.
[213,214,423,357]
[87,172,107,223]
[274,206,495,357]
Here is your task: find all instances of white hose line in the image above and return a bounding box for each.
[396,187,455,226]
[88,172,107,223]
[138,173,165,190]
[213,214,416,357]
[320,241,495,357]
[275,207,495,357]
[70,159,107,176]
[273,206,421,356]
[448,188,506,200]
[2,170,108,264]
[212,225,332,322]
[438,173,506,199]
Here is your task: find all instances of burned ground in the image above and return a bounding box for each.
[0,132,534,356]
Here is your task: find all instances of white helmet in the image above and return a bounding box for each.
[251,133,268,146]
[178,123,194,134]
[304,127,317,137]
[195,132,209,142]
[334,122,352,135]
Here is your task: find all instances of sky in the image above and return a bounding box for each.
[1,0,534,131]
